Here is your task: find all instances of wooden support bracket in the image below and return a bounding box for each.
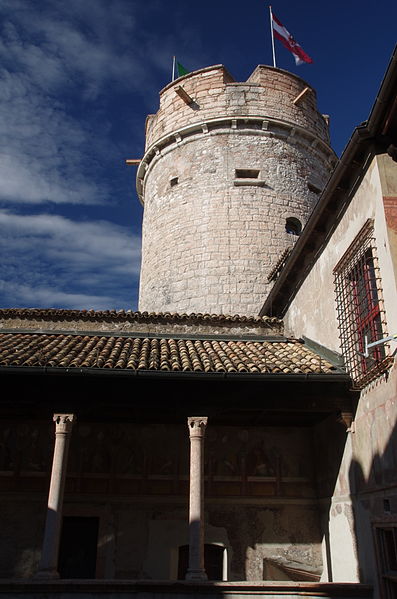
[175,85,193,105]
[293,86,311,105]
[125,159,141,166]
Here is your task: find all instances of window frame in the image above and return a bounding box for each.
[373,523,397,599]
[333,219,391,388]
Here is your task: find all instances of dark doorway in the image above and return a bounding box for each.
[58,516,99,578]
[178,543,224,580]
[374,525,397,598]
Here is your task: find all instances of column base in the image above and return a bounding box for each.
[34,569,60,579]
[185,569,208,581]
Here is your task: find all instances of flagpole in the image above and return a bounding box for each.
[172,55,176,82]
[269,6,276,68]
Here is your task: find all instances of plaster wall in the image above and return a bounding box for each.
[284,155,397,591]
[314,417,359,583]
[378,154,397,280]
[0,422,323,582]
[0,497,323,582]
[284,155,397,352]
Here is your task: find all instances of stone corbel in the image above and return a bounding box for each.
[338,411,355,433]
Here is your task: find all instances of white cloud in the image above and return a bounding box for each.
[0,0,210,208]
[0,0,210,309]
[0,0,146,206]
[0,210,141,309]
[0,280,119,311]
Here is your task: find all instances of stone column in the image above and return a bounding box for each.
[186,416,208,581]
[36,414,75,579]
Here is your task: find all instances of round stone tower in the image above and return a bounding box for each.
[137,64,336,315]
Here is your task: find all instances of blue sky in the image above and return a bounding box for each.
[0,0,396,311]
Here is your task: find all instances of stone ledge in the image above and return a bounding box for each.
[0,308,282,337]
[0,580,373,598]
[234,179,267,187]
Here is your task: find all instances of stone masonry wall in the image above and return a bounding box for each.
[145,65,330,149]
[138,65,335,315]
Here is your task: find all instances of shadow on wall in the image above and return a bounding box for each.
[0,419,347,582]
[312,413,353,582]
[349,402,397,597]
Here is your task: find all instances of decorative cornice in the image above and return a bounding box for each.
[137,116,337,203]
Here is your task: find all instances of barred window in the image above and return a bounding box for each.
[333,219,391,387]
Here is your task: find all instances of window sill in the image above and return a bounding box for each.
[234,179,266,187]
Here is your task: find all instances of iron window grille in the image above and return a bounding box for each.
[333,219,391,388]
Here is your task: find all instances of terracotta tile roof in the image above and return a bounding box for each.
[0,332,339,374]
[0,308,281,326]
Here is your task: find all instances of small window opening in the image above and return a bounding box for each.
[170,177,179,187]
[235,169,259,179]
[285,217,302,236]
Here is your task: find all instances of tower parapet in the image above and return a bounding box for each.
[137,65,336,315]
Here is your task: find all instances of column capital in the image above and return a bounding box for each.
[53,414,75,434]
[188,417,208,438]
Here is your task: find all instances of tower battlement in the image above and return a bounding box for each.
[137,65,337,316]
[144,65,330,151]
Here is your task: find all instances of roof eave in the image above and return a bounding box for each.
[0,365,350,382]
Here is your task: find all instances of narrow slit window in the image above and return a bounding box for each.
[170,177,179,187]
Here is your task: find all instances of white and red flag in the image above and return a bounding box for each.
[271,10,313,66]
